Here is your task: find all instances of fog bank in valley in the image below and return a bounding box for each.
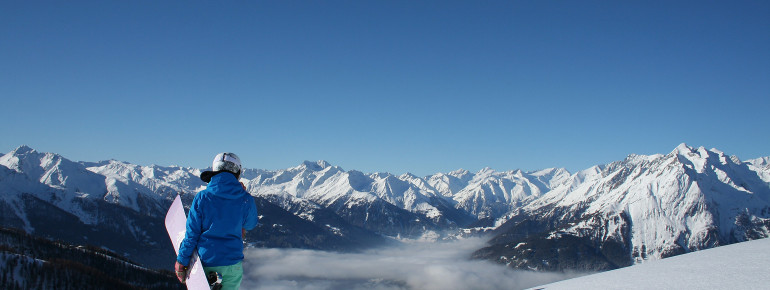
[242,238,582,290]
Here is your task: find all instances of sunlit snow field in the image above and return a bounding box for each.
[530,237,770,290]
[241,238,583,290]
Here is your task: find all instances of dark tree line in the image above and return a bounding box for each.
[0,227,183,290]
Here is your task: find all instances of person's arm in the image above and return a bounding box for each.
[177,193,203,266]
[243,195,258,231]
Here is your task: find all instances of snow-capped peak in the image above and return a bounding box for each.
[400,172,419,179]
[12,144,37,155]
[475,167,498,178]
[674,142,693,155]
[747,156,770,168]
[295,160,332,171]
[449,168,469,175]
[2,145,45,166]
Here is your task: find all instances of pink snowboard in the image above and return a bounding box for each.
[165,195,210,290]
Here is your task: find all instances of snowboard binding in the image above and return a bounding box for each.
[206,271,223,290]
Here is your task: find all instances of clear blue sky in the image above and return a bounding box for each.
[2,1,768,176]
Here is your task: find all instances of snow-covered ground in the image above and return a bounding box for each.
[530,237,770,290]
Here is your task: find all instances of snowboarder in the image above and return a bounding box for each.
[175,152,259,290]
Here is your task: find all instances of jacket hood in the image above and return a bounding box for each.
[205,172,245,200]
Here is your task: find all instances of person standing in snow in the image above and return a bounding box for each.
[175,152,258,290]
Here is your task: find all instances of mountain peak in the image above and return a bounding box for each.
[478,167,496,175]
[531,167,570,177]
[316,160,331,168]
[674,143,694,155]
[2,145,51,167]
[298,160,332,171]
[400,172,418,179]
[13,145,37,155]
[448,169,469,175]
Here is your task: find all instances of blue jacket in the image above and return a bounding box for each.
[177,172,259,267]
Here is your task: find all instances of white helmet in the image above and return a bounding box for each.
[201,152,243,182]
[212,152,242,175]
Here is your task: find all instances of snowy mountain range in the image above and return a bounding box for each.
[474,144,770,270]
[1,144,769,271]
[243,160,572,237]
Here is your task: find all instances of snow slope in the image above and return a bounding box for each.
[531,237,770,290]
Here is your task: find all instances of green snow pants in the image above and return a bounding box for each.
[203,261,243,290]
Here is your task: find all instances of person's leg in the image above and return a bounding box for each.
[203,262,243,290]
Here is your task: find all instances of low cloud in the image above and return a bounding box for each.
[242,238,581,290]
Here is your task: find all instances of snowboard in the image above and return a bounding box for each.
[165,195,210,290]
